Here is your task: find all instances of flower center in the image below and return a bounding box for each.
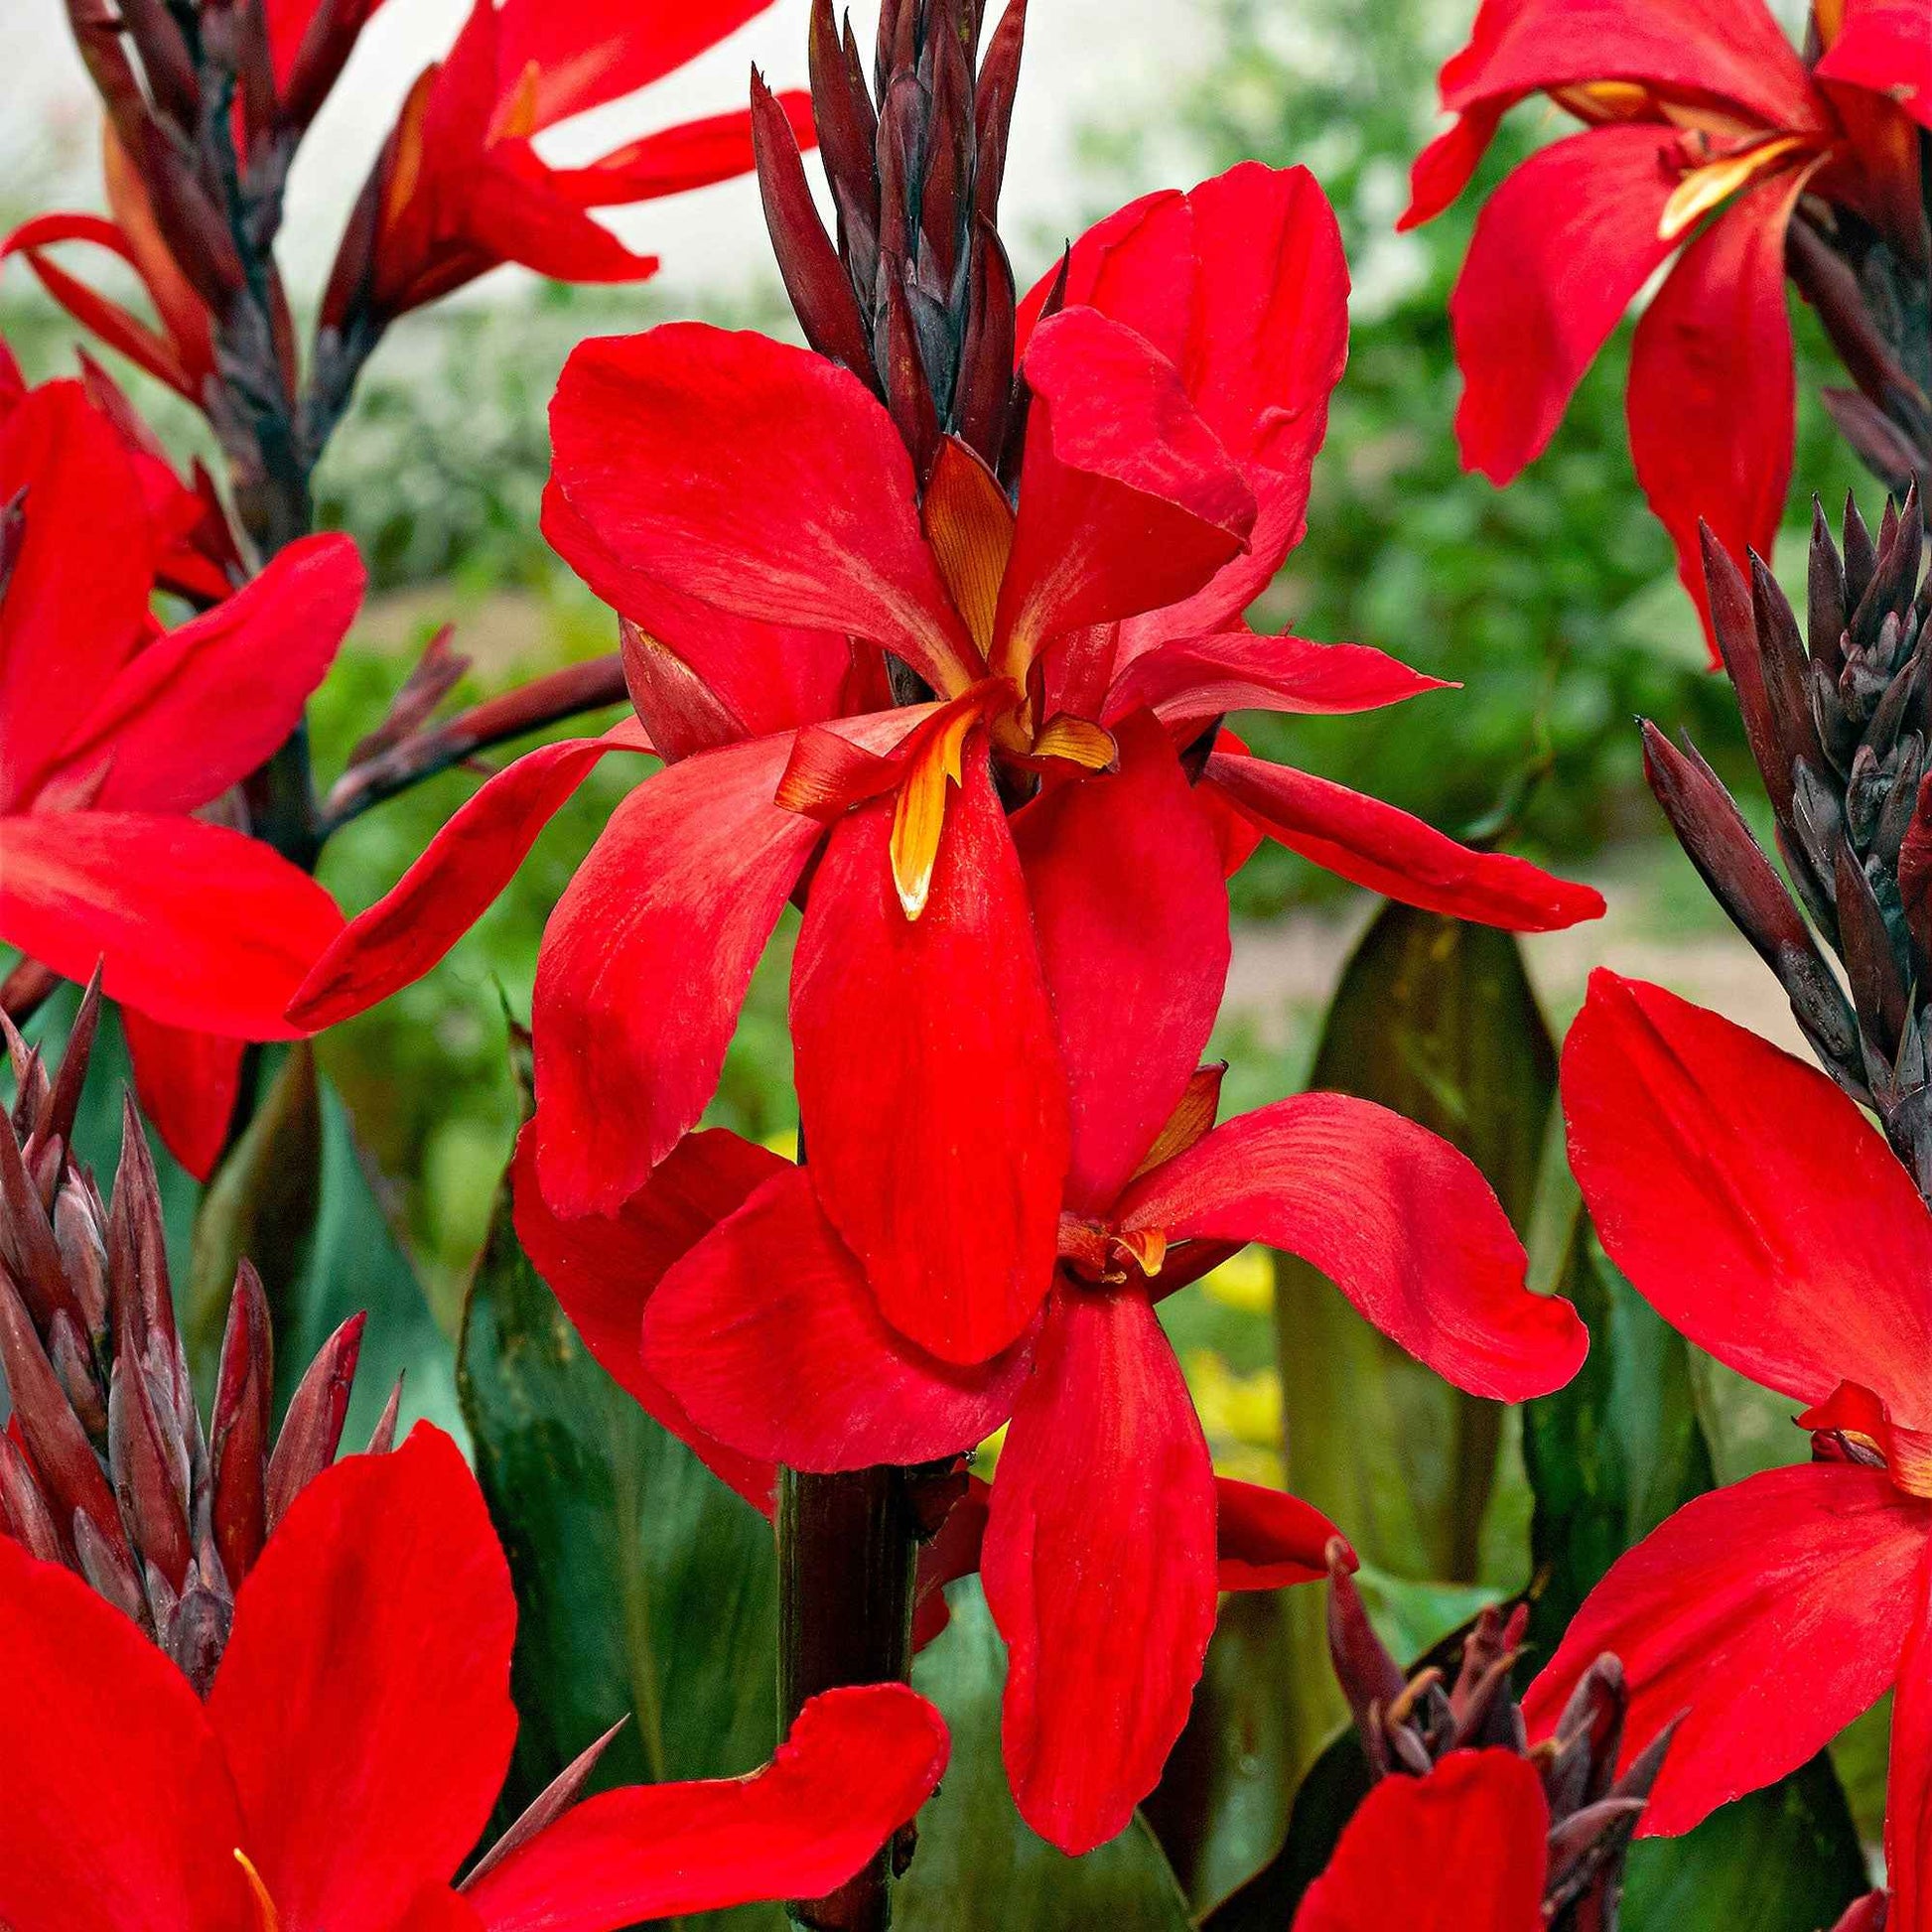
[1658,132,1817,242]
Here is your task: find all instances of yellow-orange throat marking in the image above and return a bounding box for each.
[235,1851,280,1932]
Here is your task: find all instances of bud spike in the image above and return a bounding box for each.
[265,1311,366,1531]
[209,1262,275,1587]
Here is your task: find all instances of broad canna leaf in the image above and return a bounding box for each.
[896,1577,1193,1932]
[458,1159,783,1925]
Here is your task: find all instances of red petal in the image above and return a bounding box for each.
[0,381,153,808]
[462,143,660,284]
[1449,125,1680,483]
[1103,627,1448,732]
[0,1537,250,1932]
[792,740,1068,1365]
[288,722,652,1031]
[1292,1748,1549,1931]
[52,534,363,815]
[1522,1464,1929,1837]
[1216,1478,1348,1590]
[1117,1092,1587,1402]
[511,1121,781,1509]
[1202,750,1605,931]
[913,1475,992,1652]
[540,482,854,740]
[208,1425,518,1929]
[1888,1541,1932,1932]
[983,1287,1219,1855]
[643,1166,1032,1470]
[0,810,345,1038]
[1562,971,1932,1421]
[998,307,1254,668]
[121,1012,244,1183]
[1627,166,1808,659]
[497,0,778,130]
[1014,710,1229,1211]
[1817,1,1932,132]
[548,325,977,697]
[532,730,822,1215]
[396,1888,486,1932]
[555,97,812,205]
[463,1684,948,1931]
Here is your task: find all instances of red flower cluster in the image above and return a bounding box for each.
[1407,0,1930,649]
[0,347,358,1175]
[0,1424,945,1932]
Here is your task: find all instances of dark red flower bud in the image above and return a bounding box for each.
[265,1311,367,1532]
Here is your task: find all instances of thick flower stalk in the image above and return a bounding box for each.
[1407,0,1930,650]
[10,0,809,557]
[0,1419,950,1932]
[1305,1548,1667,1929]
[0,976,379,1694]
[1643,498,1931,1190]
[0,355,360,1175]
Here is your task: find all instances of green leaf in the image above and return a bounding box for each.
[895,1579,1192,1932]
[458,1165,783,1926]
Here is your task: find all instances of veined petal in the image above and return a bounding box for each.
[1117,1092,1587,1402]
[1202,751,1605,932]
[510,1123,781,1511]
[1014,710,1230,1212]
[1628,164,1811,659]
[463,1685,947,1932]
[1563,972,1932,1423]
[288,721,653,1031]
[996,308,1254,684]
[532,730,822,1216]
[51,535,364,815]
[1449,124,1681,483]
[1292,1749,1549,1931]
[1522,1464,1930,1837]
[208,1426,517,1932]
[642,1166,1033,1470]
[0,811,345,1039]
[121,1012,245,1183]
[1102,627,1448,732]
[793,740,1068,1365]
[0,1537,252,1932]
[548,325,978,697]
[982,1286,1219,1855]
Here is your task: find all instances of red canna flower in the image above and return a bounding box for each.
[0,1421,949,1932]
[1405,0,1928,652]
[1291,1749,1550,1931]
[288,158,1600,1367]
[0,366,358,1176]
[323,0,815,328]
[1524,970,1932,1920]
[576,712,1588,1855]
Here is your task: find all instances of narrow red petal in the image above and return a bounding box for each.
[793,740,1068,1365]
[208,1426,518,1930]
[1563,971,1932,1422]
[1522,1464,1929,1837]
[1216,1478,1348,1591]
[982,1287,1219,1855]
[1117,1092,1587,1402]
[1203,751,1605,931]
[1887,1542,1932,1932]
[463,1684,947,1932]
[288,722,652,1031]
[643,1166,1032,1470]
[1014,710,1229,1211]
[121,1011,244,1183]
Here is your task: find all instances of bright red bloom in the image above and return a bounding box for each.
[289,160,1599,1366]
[0,1422,947,1932]
[1525,971,1932,1914]
[0,370,357,1176]
[1292,1749,1550,1931]
[331,0,815,324]
[1406,0,1928,652]
[617,713,1586,1856]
